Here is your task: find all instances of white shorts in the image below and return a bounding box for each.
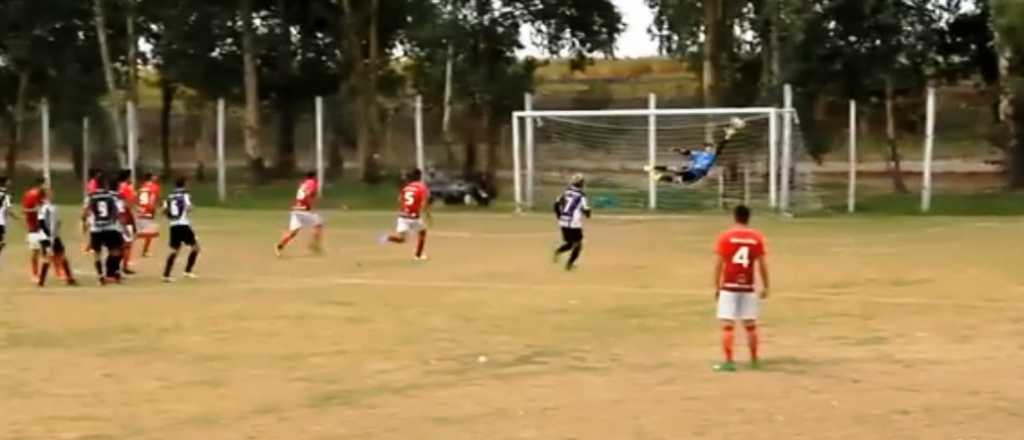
[289,211,323,231]
[137,217,159,235]
[396,217,425,234]
[26,232,48,251]
[717,290,760,321]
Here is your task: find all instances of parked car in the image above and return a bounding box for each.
[427,171,492,206]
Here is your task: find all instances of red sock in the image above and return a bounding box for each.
[31,256,39,278]
[415,231,427,257]
[722,325,735,363]
[387,234,404,244]
[746,324,759,361]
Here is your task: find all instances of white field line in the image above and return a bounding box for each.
[7,275,1020,309]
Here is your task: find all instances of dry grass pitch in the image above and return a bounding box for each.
[2,209,1022,439]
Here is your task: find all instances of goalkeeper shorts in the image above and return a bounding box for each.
[682,169,709,183]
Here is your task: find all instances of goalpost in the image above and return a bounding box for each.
[511,96,812,214]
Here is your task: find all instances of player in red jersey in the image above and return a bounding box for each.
[383,168,430,260]
[275,171,323,256]
[136,173,162,257]
[713,205,771,372]
[86,169,102,195]
[22,177,47,281]
[117,170,139,274]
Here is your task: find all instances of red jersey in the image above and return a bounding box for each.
[119,182,138,207]
[86,178,100,195]
[22,188,43,232]
[399,181,429,219]
[118,182,137,223]
[293,178,318,211]
[137,181,161,218]
[716,226,767,293]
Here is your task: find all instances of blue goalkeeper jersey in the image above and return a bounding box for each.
[691,151,718,173]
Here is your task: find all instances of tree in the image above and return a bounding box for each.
[406,0,623,187]
[991,0,1024,187]
[0,0,105,177]
[240,0,267,180]
[142,0,243,179]
[93,0,127,166]
[259,0,341,176]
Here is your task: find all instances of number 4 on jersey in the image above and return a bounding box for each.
[732,246,751,268]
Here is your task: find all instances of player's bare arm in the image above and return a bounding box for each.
[758,256,771,299]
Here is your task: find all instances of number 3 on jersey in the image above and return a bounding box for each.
[731,246,751,268]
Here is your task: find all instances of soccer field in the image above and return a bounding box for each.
[1,210,1022,439]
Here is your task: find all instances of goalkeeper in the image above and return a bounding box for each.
[647,119,742,184]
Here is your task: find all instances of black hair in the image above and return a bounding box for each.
[306,171,317,179]
[119,169,132,182]
[142,172,153,181]
[734,205,751,225]
[107,177,120,191]
[407,168,423,182]
[0,176,7,185]
[89,168,102,178]
[34,176,47,186]
[176,177,187,188]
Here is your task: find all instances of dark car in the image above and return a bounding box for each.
[427,171,492,206]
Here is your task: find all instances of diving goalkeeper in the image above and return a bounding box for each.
[646,118,744,185]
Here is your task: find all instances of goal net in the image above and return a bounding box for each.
[511,107,819,213]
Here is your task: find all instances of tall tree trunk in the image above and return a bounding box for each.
[5,70,30,176]
[483,112,502,199]
[702,0,720,108]
[763,0,781,102]
[126,4,138,106]
[276,97,298,176]
[93,0,126,166]
[240,0,266,181]
[159,79,175,176]
[884,76,909,193]
[993,18,1023,187]
[341,0,382,183]
[194,102,211,182]
[443,43,457,168]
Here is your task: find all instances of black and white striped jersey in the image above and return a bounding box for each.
[0,187,10,227]
[165,189,193,226]
[554,187,590,229]
[38,202,60,238]
[86,190,124,233]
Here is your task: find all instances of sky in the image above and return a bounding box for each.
[518,0,661,59]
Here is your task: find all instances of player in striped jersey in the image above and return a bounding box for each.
[552,174,591,271]
[162,177,200,282]
[37,191,78,287]
[81,178,126,285]
[0,176,18,261]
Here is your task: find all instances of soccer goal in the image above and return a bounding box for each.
[511,94,818,214]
